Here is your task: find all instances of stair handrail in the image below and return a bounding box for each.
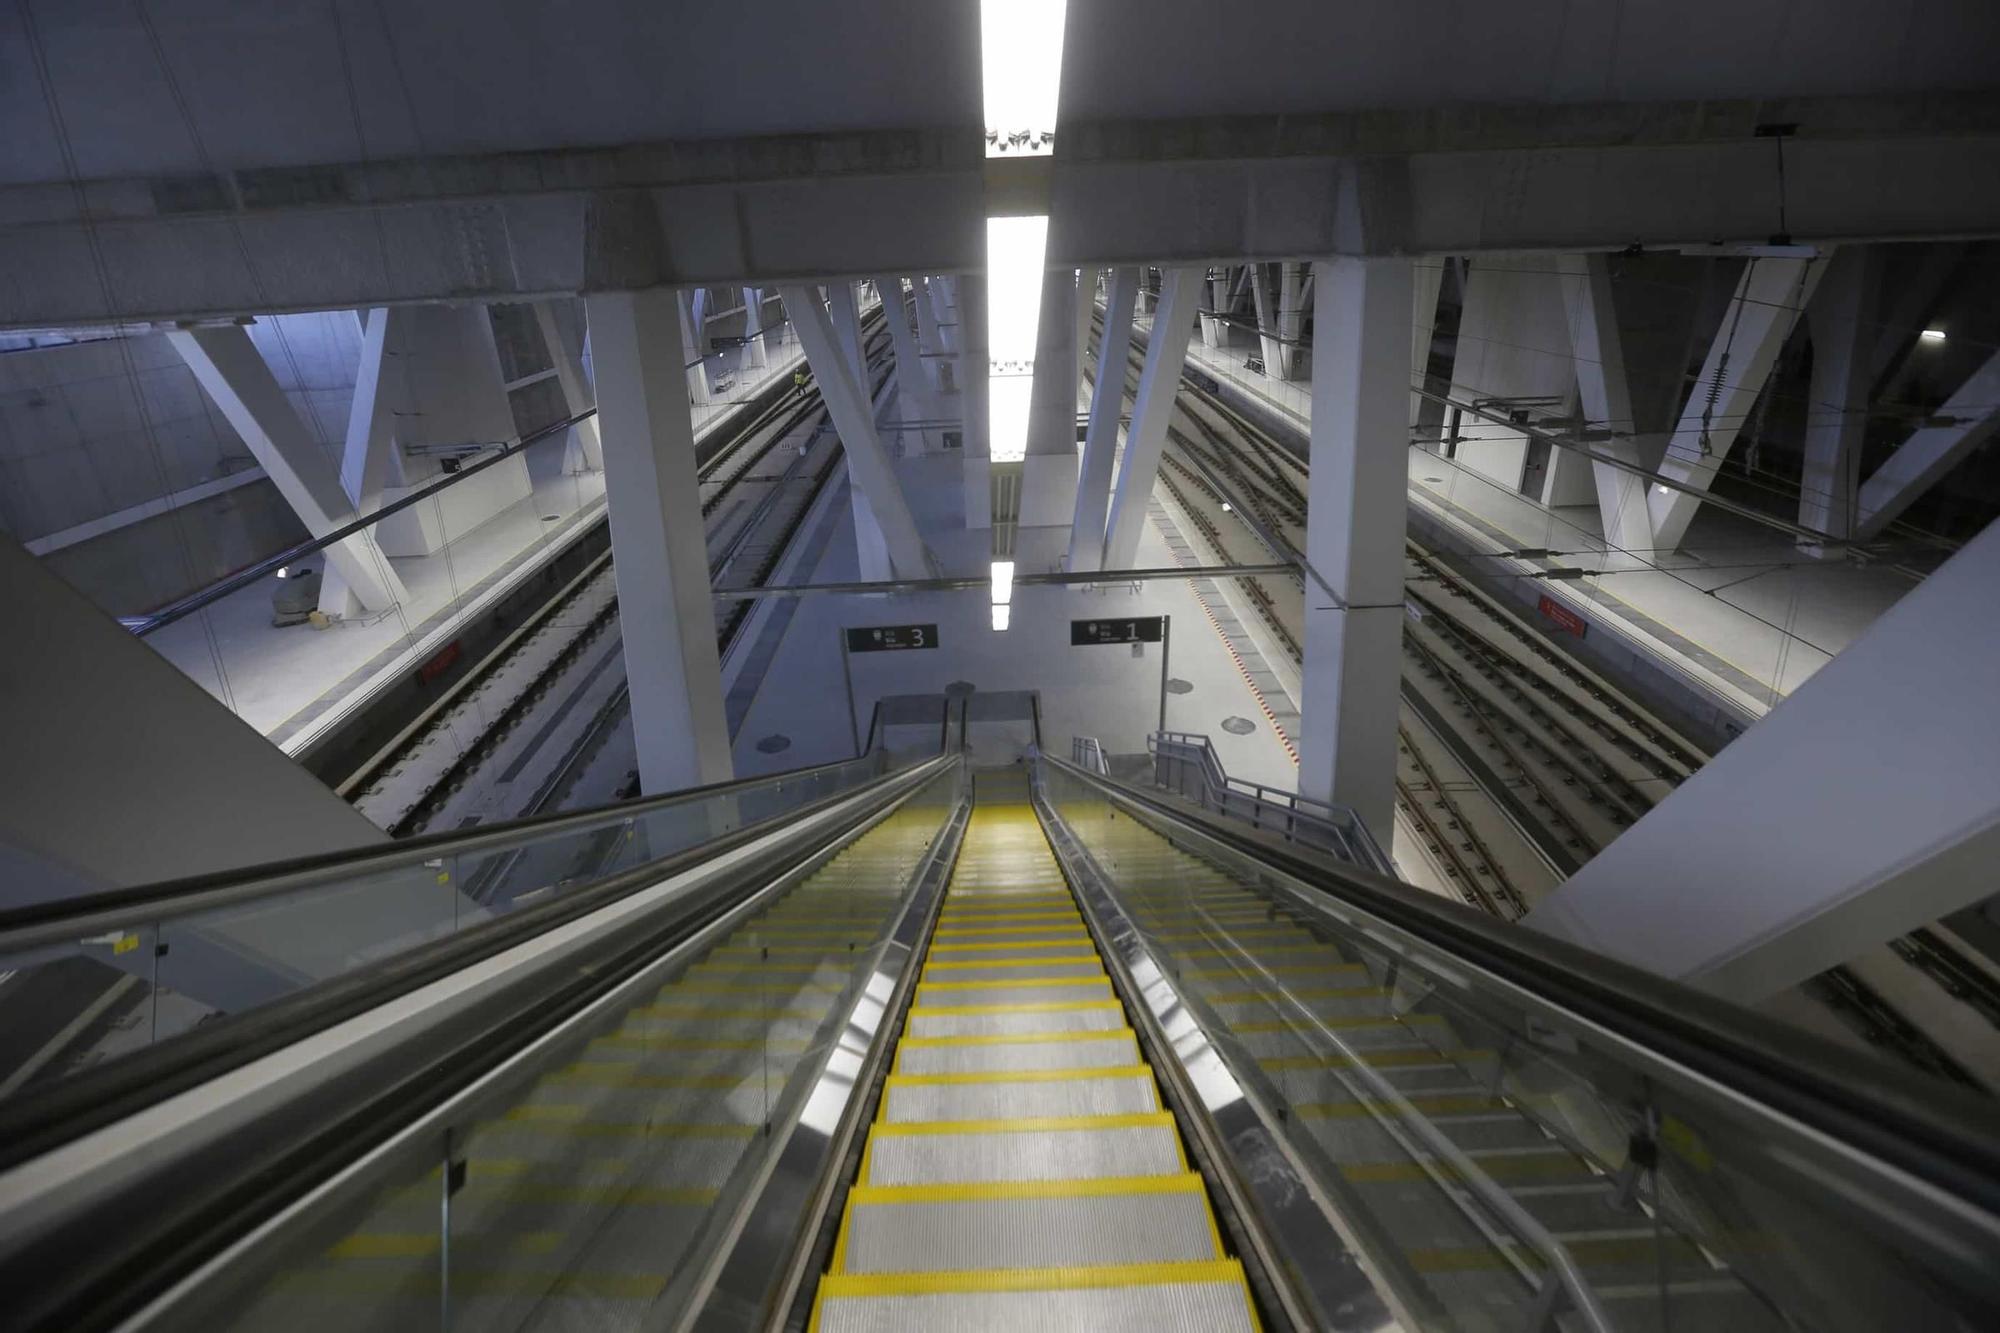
[1147,730,1391,873]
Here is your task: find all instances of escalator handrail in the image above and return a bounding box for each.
[0,753,954,1173]
[0,749,901,955]
[1040,753,2000,1223]
[0,754,959,1333]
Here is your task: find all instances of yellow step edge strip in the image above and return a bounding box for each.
[885,1064,1155,1088]
[933,918,1084,933]
[813,1258,1249,1301]
[891,1029,1138,1072]
[916,976,1108,992]
[846,1173,1205,1206]
[908,999,1122,1016]
[828,1175,1222,1276]
[927,941,1093,955]
[922,954,1102,971]
[936,912,1077,923]
[865,1111,1176,1138]
[896,1029,1137,1049]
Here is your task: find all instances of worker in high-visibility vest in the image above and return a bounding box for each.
[793,367,810,392]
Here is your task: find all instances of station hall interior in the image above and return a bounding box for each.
[3,1,2000,1329]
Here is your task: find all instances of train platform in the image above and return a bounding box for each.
[727,450,1305,794]
[1166,317,1927,728]
[146,335,808,756]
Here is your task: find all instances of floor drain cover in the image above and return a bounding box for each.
[1220,716,1257,736]
[1165,678,1194,695]
[754,734,792,754]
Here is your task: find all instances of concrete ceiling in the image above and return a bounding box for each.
[4,0,1995,187]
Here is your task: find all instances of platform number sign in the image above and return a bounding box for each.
[1071,617,1165,646]
[845,624,939,653]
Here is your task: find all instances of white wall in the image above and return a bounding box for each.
[0,313,363,612]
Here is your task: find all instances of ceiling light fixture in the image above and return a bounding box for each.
[1920,328,1947,343]
[991,603,1012,632]
[980,0,1066,158]
[990,558,1016,606]
[986,214,1048,462]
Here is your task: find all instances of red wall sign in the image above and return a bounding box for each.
[1536,594,1588,639]
[419,639,463,682]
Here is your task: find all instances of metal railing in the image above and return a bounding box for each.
[1034,750,2000,1333]
[1071,735,1110,775]
[1147,730,1391,873]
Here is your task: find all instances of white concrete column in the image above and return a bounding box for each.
[741,287,769,370]
[1075,267,1099,399]
[1407,260,1444,430]
[690,288,710,347]
[1528,514,2000,1002]
[533,299,603,473]
[1249,264,1287,379]
[1795,251,1875,549]
[1277,262,1307,380]
[780,284,931,578]
[1856,349,2000,540]
[1101,268,1201,570]
[913,277,947,392]
[1068,267,1138,573]
[677,289,712,406]
[827,280,892,570]
[585,290,732,794]
[1648,255,1827,551]
[1200,267,1230,348]
[929,276,960,356]
[1447,257,1582,498]
[958,275,991,529]
[874,275,939,453]
[1557,254,1653,560]
[0,535,388,904]
[1297,257,1413,849]
[1021,265,1082,526]
[169,324,406,616]
[394,304,517,451]
[340,307,408,510]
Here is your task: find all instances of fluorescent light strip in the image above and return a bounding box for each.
[991,603,1012,631]
[990,559,1015,605]
[981,0,1067,157]
[987,215,1048,463]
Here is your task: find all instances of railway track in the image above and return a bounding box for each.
[1102,322,2000,1088]
[343,321,891,840]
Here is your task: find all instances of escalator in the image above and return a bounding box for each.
[1,751,1998,1332]
[812,769,1256,1329]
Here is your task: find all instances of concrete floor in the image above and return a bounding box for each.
[146,337,806,753]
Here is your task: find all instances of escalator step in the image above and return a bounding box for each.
[894,1031,1142,1076]
[907,1002,1127,1038]
[880,1068,1160,1123]
[835,1176,1221,1274]
[861,1114,1185,1186]
[812,1260,1257,1333]
[914,980,1115,1008]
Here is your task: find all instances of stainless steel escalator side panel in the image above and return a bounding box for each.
[1033,769,1403,1333]
[690,771,972,1332]
[15,759,956,1333]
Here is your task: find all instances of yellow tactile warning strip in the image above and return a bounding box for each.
[810,791,1260,1331]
